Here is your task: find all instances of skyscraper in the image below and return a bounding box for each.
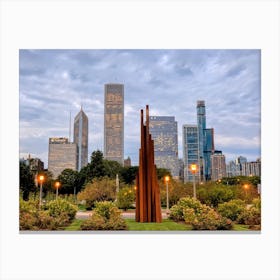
[104,83,124,165]
[182,124,200,182]
[211,150,226,181]
[196,100,215,181]
[48,137,77,178]
[149,116,179,178]
[204,128,215,180]
[73,107,88,171]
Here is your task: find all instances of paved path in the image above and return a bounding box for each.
[76,211,169,220]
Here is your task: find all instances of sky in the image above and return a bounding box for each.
[19,49,261,167]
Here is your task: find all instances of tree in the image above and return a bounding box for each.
[116,186,135,211]
[57,169,80,195]
[86,150,106,181]
[77,177,116,209]
[103,159,122,178]
[120,166,138,185]
[20,161,36,200]
[156,168,171,180]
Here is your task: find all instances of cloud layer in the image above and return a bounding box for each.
[19,49,261,166]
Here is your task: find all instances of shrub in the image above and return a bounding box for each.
[19,198,77,230]
[116,186,135,211]
[80,201,127,230]
[207,187,235,207]
[184,204,232,230]
[252,198,261,210]
[217,199,246,221]
[77,178,116,209]
[20,212,38,230]
[46,199,78,221]
[169,197,202,221]
[237,207,261,226]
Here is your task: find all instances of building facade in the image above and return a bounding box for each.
[149,116,179,178]
[74,108,88,171]
[104,83,124,165]
[203,128,215,180]
[211,150,226,181]
[182,124,200,182]
[241,160,261,177]
[124,156,131,167]
[48,137,77,178]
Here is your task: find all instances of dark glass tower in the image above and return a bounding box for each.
[182,124,200,182]
[149,116,179,178]
[74,108,88,171]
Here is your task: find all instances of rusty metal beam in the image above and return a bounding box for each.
[135,105,162,223]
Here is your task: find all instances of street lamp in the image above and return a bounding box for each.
[55,181,61,200]
[190,164,197,199]
[243,183,249,201]
[38,175,45,209]
[164,175,170,213]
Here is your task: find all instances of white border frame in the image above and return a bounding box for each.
[1,1,280,279]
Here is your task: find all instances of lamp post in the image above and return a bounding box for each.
[164,175,170,213]
[55,181,60,200]
[190,164,197,199]
[115,174,120,202]
[38,175,44,209]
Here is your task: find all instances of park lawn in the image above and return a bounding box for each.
[65,219,251,231]
[232,224,250,231]
[64,219,84,231]
[126,219,192,231]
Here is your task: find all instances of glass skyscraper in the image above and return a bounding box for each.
[183,101,215,182]
[73,108,88,171]
[104,83,124,165]
[149,116,179,178]
[182,124,200,182]
[196,100,215,181]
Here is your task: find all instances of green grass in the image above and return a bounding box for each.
[126,219,192,231]
[233,224,250,231]
[65,219,252,231]
[64,219,84,231]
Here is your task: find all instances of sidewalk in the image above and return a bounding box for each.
[76,210,169,220]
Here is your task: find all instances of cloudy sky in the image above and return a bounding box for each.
[19,49,261,167]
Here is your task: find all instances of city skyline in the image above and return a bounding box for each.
[19,49,261,167]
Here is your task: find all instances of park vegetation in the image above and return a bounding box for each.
[19,150,261,230]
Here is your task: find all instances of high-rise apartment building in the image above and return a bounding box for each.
[149,116,179,178]
[74,108,88,171]
[241,160,261,177]
[211,150,226,181]
[48,137,77,178]
[183,124,200,182]
[104,83,124,165]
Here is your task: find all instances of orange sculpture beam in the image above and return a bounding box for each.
[136,105,162,223]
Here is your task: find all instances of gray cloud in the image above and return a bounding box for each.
[19,49,261,166]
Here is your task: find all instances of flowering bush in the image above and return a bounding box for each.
[169,196,232,230]
[217,199,246,221]
[19,198,77,230]
[46,199,78,221]
[80,201,127,230]
[116,186,135,210]
[183,204,232,230]
[169,197,202,221]
[237,206,261,226]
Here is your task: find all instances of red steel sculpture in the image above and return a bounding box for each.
[135,105,162,223]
